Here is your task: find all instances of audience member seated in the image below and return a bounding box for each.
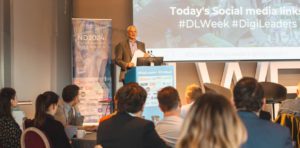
[233,77,293,148]
[54,84,84,138]
[177,93,247,148]
[27,91,71,148]
[96,83,168,148]
[279,82,300,116]
[180,84,202,118]
[275,82,300,147]
[0,87,22,148]
[156,86,183,148]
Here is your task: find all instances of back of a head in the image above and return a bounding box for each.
[185,84,202,103]
[157,86,180,113]
[62,84,79,103]
[116,83,147,114]
[0,87,16,118]
[34,91,59,127]
[233,77,264,112]
[177,93,247,148]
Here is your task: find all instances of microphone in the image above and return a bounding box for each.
[147,50,154,57]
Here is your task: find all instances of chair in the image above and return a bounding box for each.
[23,118,34,130]
[203,83,232,100]
[259,82,287,119]
[21,127,50,148]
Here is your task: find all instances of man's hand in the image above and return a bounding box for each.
[126,62,134,68]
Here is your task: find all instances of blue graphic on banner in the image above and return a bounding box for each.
[72,19,112,124]
[125,66,175,121]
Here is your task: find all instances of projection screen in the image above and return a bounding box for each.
[133,0,300,61]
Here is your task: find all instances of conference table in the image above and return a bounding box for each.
[72,132,97,148]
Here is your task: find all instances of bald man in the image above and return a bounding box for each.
[115,25,148,83]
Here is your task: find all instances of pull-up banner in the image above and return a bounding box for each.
[72,18,112,125]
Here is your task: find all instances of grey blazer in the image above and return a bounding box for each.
[115,39,145,81]
[54,99,84,126]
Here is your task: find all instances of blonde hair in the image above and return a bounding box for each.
[177,93,247,148]
[127,25,136,32]
[185,84,202,103]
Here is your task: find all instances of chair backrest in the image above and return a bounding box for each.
[23,118,33,130]
[259,82,287,103]
[21,127,50,148]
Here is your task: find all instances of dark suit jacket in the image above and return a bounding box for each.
[27,114,71,148]
[238,111,292,148]
[97,112,167,148]
[115,39,145,81]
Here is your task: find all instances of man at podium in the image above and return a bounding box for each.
[115,25,148,83]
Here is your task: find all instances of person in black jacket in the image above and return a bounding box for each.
[96,83,168,148]
[30,91,71,148]
[0,87,22,148]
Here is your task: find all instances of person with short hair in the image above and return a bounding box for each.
[115,25,149,83]
[234,77,293,148]
[55,84,83,126]
[177,93,247,148]
[180,84,202,118]
[0,87,22,148]
[29,91,71,148]
[156,86,183,148]
[96,83,167,148]
[54,84,84,138]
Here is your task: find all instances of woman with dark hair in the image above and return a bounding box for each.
[30,91,71,148]
[0,87,22,148]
